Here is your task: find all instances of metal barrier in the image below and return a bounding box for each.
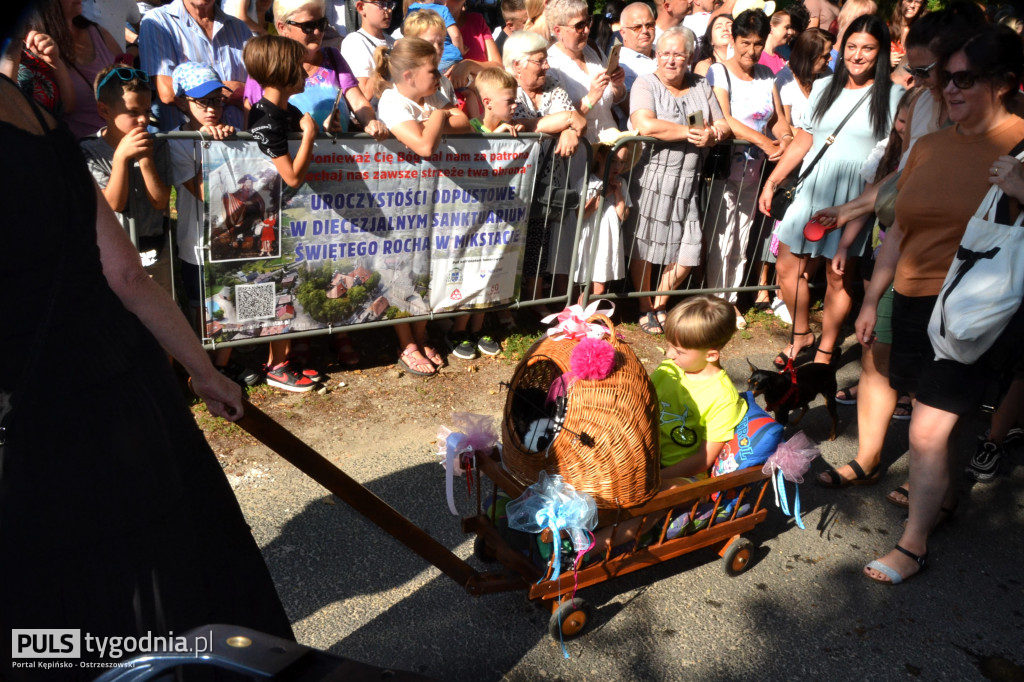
[159,132,782,349]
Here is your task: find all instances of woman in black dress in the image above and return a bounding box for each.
[0,18,292,675]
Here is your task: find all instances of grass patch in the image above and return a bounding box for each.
[502,329,543,361]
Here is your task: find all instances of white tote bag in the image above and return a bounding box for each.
[927,178,1024,365]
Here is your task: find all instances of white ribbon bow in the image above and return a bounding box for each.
[540,301,616,341]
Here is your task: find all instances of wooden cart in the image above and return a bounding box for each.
[462,449,771,640]
[234,399,771,642]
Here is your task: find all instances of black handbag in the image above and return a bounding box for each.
[769,88,873,221]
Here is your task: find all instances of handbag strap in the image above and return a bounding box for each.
[789,87,873,191]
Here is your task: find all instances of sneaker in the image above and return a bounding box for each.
[216,360,261,387]
[448,333,477,360]
[965,440,1004,482]
[476,334,501,356]
[265,362,316,393]
[287,356,324,383]
[1003,426,1024,447]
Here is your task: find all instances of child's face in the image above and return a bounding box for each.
[666,343,711,373]
[102,90,152,135]
[504,9,528,32]
[417,27,446,59]
[610,146,632,176]
[185,93,226,128]
[359,0,394,32]
[484,87,518,122]
[407,58,440,98]
[894,106,908,139]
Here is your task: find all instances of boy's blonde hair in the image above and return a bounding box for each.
[403,8,446,38]
[664,296,736,351]
[372,37,439,97]
[474,66,517,97]
[94,65,150,106]
[243,34,306,89]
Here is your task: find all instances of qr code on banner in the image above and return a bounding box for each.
[235,282,276,322]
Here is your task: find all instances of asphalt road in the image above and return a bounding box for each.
[229,352,1024,682]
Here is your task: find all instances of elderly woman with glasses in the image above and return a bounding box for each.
[628,26,729,334]
[545,0,625,143]
[858,24,1024,585]
[504,29,588,303]
[243,0,387,138]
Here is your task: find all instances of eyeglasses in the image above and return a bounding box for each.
[623,21,656,32]
[658,52,688,62]
[364,0,396,10]
[525,57,549,67]
[94,67,149,98]
[187,95,227,109]
[562,17,591,32]
[284,17,329,34]
[902,60,936,80]
[941,69,981,89]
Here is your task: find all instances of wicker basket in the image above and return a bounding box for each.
[501,315,661,508]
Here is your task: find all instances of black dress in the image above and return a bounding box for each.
[0,76,293,676]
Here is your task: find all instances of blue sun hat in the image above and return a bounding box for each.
[172,62,232,98]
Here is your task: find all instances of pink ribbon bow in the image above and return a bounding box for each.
[540,301,616,341]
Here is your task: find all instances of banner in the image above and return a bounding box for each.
[199,137,539,342]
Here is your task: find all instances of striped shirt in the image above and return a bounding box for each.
[139,0,251,130]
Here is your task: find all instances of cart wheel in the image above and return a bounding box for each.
[548,597,591,641]
[722,537,754,576]
[473,536,499,563]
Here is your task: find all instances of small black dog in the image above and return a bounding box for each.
[747,359,838,440]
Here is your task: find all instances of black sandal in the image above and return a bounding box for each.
[815,346,841,369]
[816,459,881,488]
[774,330,815,368]
[639,311,664,335]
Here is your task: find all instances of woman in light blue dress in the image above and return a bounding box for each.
[758,14,902,368]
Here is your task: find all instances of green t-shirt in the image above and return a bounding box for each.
[650,360,747,468]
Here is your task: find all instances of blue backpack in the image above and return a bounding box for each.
[712,391,784,476]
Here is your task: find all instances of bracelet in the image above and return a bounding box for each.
[766,179,777,191]
[781,133,794,140]
[581,95,593,112]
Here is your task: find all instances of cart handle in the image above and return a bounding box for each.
[234,397,481,589]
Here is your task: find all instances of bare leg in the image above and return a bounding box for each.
[990,376,1024,443]
[653,263,691,312]
[774,244,814,356]
[817,341,897,485]
[814,256,857,365]
[865,403,958,582]
[268,339,290,366]
[630,257,654,315]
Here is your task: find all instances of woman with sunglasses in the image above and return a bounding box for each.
[244,0,387,139]
[758,15,899,369]
[545,0,625,144]
[859,24,1024,585]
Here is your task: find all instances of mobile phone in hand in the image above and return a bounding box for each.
[605,43,621,74]
[687,111,704,127]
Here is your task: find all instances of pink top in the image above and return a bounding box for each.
[758,50,786,75]
[460,12,493,63]
[64,25,117,140]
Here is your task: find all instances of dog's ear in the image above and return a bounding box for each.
[747,358,758,374]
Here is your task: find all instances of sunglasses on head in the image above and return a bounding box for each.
[902,60,936,80]
[94,67,149,98]
[562,17,591,32]
[285,17,329,34]
[941,69,981,89]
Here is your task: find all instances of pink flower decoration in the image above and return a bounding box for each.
[570,338,616,381]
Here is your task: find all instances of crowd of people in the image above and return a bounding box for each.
[4,0,1024,594]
